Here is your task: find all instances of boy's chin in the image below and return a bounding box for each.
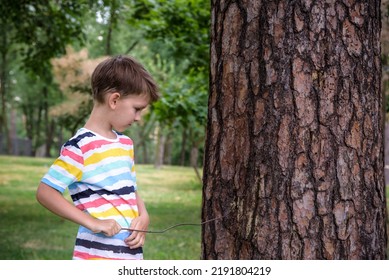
[114,126,129,133]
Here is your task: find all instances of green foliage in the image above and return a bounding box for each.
[151,63,208,128]
[0,0,92,156]
[1,0,89,74]
[130,0,210,72]
[15,71,60,144]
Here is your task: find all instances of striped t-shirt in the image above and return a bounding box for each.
[41,128,142,260]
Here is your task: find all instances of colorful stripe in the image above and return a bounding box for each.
[41,128,141,260]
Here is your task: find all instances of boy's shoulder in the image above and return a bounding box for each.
[63,128,96,149]
[115,131,134,146]
[63,128,133,149]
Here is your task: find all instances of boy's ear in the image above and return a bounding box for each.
[108,92,121,109]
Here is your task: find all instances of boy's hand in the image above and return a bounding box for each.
[90,219,122,237]
[125,214,150,249]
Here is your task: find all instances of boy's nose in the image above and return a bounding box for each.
[134,114,142,122]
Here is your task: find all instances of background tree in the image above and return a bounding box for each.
[0,0,88,155]
[202,0,387,259]
[50,47,106,134]
[130,0,210,168]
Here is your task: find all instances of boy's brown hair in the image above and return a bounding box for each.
[91,55,160,104]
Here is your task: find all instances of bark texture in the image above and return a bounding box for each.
[202,0,387,259]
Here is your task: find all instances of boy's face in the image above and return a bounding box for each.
[111,93,150,132]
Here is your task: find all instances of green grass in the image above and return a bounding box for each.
[0,155,203,260]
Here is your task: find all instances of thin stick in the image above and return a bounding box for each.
[121,215,225,234]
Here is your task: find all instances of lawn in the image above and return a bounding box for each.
[0,155,203,260]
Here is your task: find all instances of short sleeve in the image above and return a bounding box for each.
[41,144,84,193]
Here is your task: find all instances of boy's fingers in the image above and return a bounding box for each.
[100,220,121,236]
[125,232,145,248]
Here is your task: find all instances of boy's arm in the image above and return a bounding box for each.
[36,182,121,236]
[136,191,149,220]
[125,191,150,249]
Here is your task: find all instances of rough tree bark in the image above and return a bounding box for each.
[202,0,387,259]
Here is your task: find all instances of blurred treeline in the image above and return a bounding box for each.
[0,0,209,174]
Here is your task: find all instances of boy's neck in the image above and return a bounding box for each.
[84,105,117,139]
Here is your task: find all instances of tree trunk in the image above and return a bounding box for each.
[164,131,173,165]
[191,145,202,183]
[202,0,387,260]
[154,125,166,169]
[43,86,53,157]
[105,0,119,56]
[180,128,188,166]
[0,23,12,154]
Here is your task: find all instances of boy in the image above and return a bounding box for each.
[36,55,159,260]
